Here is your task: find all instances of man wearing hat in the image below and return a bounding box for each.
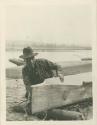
[20,47,64,114]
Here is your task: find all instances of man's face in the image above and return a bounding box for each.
[25,58,31,63]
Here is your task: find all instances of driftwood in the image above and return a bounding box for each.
[46,109,84,120]
[34,109,85,120]
[31,77,92,114]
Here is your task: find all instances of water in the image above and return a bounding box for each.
[6,50,92,68]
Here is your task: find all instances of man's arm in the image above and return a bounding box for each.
[55,64,64,82]
[46,60,64,82]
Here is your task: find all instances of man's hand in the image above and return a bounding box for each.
[58,74,64,82]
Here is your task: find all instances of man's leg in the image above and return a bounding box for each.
[25,85,32,115]
[25,84,30,98]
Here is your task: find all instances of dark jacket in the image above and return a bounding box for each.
[22,58,62,86]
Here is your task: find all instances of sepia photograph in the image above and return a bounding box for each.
[1,0,95,122]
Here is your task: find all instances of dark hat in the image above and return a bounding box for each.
[19,47,38,59]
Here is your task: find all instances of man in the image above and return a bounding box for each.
[19,47,64,114]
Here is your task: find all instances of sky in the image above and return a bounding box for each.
[6,0,95,46]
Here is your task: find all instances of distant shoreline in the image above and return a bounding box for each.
[6,48,92,52]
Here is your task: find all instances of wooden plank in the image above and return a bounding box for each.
[58,61,92,75]
[9,58,91,67]
[6,61,92,79]
[31,77,92,114]
[9,59,25,66]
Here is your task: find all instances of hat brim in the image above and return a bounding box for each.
[19,53,38,59]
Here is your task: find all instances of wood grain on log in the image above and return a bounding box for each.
[31,77,92,114]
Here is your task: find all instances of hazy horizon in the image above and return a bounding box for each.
[6,40,92,52]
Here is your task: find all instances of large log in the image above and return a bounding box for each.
[31,77,92,114]
[6,61,92,79]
